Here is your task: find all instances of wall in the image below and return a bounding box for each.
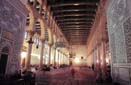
[86,0,107,67]
[106,0,131,84]
[0,0,28,74]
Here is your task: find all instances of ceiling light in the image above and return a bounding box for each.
[74,58,80,63]
[74,10,80,11]
[74,14,80,16]
[74,3,79,6]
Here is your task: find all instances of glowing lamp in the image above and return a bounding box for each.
[74,3,79,6]
[96,59,99,63]
[74,58,80,63]
[106,58,109,64]
[21,52,27,59]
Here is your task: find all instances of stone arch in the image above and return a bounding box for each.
[0,41,12,74]
[37,19,46,40]
[28,12,35,31]
[25,5,35,31]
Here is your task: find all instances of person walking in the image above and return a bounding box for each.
[71,68,75,78]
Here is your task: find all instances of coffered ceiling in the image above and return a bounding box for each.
[47,0,99,45]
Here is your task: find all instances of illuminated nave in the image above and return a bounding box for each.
[0,0,131,85]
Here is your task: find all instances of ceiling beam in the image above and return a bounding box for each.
[51,5,96,11]
[53,10,96,16]
[56,18,93,22]
[64,35,88,37]
[61,27,90,29]
[60,24,92,27]
[55,14,95,18]
[60,23,92,25]
[57,19,93,23]
[50,2,97,7]
[55,15,94,19]
[56,18,94,21]
[62,29,89,31]
[64,33,89,35]
[60,21,91,24]
[61,27,90,31]
[52,9,96,13]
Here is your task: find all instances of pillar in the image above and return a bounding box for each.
[101,39,107,78]
[62,53,64,65]
[96,44,101,74]
[57,50,60,66]
[39,39,45,69]
[59,51,62,65]
[48,44,52,65]
[63,54,65,65]
[53,48,56,66]
[25,37,33,70]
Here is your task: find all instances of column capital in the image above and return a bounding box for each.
[48,43,53,46]
[40,38,45,43]
[27,30,35,36]
[28,37,34,44]
[57,49,60,52]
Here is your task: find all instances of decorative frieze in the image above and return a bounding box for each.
[0,0,28,74]
[123,17,131,63]
[110,0,129,25]
[110,33,116,63]
[0,0,21,32]
[115,25,127,63]
[106,0,131,84]
[2,31,13,40]
[107,0,130,34]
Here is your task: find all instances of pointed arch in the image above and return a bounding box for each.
[25,5,35,31]
[38,19,46,40]
[0,41,12,74]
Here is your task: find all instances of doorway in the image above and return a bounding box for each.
[0,47,9,74]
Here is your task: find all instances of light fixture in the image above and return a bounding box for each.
[74,3,79,6]
[106,58,109,64]
[74,14,80,16]
[74,58,80,64]
[96,59,99,63]
[21,52,27,59]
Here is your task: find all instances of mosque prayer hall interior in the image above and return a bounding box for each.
[0,0,131,85]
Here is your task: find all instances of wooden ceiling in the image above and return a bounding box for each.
[47,0,99,45]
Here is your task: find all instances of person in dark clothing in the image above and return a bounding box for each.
[92,64,94,70]
[71,68,75,78]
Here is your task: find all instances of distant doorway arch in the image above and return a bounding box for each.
[0,46,9,74]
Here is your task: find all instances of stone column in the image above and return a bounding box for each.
[25,37,33,70]
[64,54,65,65]
[101,39,107,78]
[39,39,45,69]
[96,44,101,74]
[62,53,64,65]
[59,51,62,65]
[59,51,61,65]
[53,48,56,66]
[48,44,52,65]
[57,50,60,66]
